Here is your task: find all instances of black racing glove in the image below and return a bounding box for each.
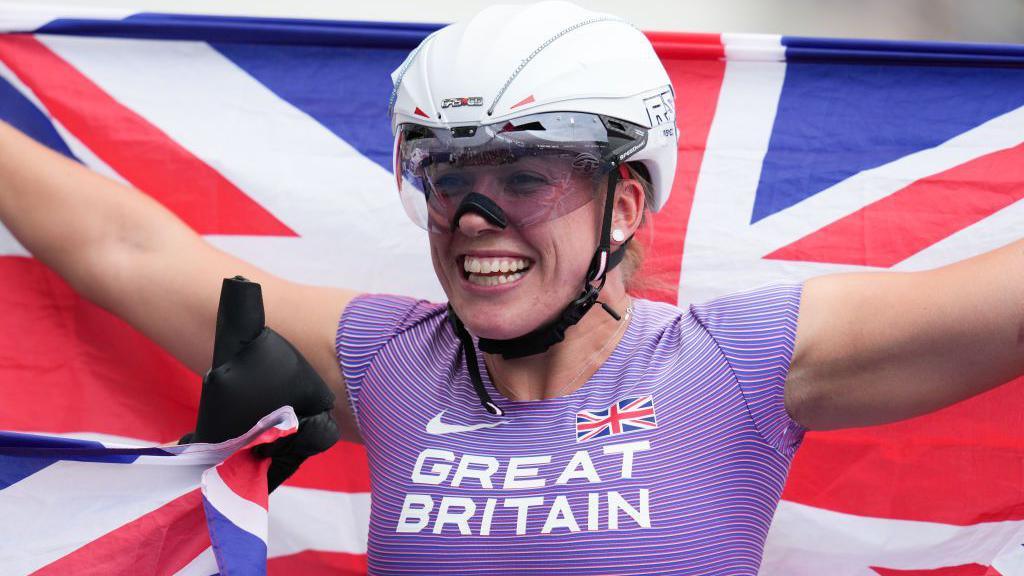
[181,276,340,492]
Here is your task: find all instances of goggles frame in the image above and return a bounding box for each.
[395,111,648,233]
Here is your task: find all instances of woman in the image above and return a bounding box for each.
[1,2,1022,574]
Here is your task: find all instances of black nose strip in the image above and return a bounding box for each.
[452,192,509,230]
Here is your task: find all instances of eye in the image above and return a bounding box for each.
[432,173,471,199]
[504,172,550,195]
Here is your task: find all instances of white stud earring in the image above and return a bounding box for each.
[611,229,626,243]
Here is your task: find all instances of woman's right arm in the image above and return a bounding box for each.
[0,120,362,441]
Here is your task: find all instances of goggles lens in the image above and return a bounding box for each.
[396,112,647,233]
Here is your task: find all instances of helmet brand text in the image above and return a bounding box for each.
[442,97,484,109]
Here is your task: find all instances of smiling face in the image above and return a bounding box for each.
[428,164,605,340]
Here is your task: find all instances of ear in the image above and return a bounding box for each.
[611,176,645,244]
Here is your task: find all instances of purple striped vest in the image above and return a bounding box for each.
[336,283,804,575]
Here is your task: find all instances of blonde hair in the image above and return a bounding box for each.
[618,163,654,291]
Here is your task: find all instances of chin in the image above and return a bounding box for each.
[454,299,535,340]
[452,290,569,341]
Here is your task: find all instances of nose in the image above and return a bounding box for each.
[450,191,509,236]
[456,210,503,237]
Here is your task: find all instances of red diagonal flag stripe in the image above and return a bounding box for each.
[872,564,998,576]
[766,142,1024,268]
[32,488,211,576]
[0,34,295,237]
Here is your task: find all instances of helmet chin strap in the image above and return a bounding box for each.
[448,165,632,416]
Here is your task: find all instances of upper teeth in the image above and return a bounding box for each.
[464,257,530,274]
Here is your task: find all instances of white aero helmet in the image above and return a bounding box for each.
[389,0,677,223]
[389,2,678,415]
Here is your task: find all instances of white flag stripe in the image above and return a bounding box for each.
[268,486,371,557]
[201,465,269,544]
[0,212,26,257]
[692,57,787,239]
[39,34,443,299]
[722,33,786,62]
[761,500,1024,575]
[0,459,200,575]
[172,546,218,576]
[992,537,1024,576]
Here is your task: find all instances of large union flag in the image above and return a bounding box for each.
[1,5,1023,575]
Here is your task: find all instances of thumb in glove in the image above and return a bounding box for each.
[185,276,340,491]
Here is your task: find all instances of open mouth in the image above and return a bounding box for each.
[461,255,533,287]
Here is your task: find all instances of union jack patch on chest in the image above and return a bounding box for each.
[576,396,658,442]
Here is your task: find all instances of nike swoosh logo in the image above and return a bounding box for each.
[425,411,508,435]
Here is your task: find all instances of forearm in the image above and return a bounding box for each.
[0,120,228,373]
[0,120,196,298]
[789,238,1024,429]
[0,121,361,411]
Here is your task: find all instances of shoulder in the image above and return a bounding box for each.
[339,293,448,341]
[627,282,804,347]
[335,293,448,379]
[630,297,688,339]
[684,282,804,375]
[689,283,803,331]
[336,293,452,373]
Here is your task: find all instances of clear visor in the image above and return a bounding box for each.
[395,112,647,233]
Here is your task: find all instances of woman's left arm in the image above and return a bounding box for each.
[784,238,1024,430]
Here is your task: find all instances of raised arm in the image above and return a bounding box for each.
[784,239,1024,430]
[0,120,361,440]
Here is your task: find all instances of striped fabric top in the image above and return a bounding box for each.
[336,283,804,575]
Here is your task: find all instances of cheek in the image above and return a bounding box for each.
[428,235,452,288]
[529,212,599,288]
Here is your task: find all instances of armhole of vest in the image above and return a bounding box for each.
[688,284,806,459]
